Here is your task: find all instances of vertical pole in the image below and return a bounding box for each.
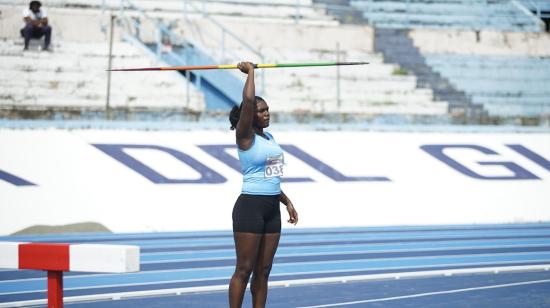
[106,14,115,119]
[118,0,123,30]
[47,271,63,308]
[186,70,190,110]
[295,0,299,24]
[185,47,190,109]
[260,55,265,96]
[101,0,106,33]
[183,0,187,19]
[221,30,225,62]
[156,25,162,59]
[336,42,341,117]
[405,0,410,28]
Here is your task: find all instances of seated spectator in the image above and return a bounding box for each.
[21,1,51,51]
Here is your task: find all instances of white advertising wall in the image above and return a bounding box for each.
[0,129,549,235]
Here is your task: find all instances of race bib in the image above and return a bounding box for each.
[264,154,284,178]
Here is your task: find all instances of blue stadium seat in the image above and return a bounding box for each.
[350,0,543,32]
[424,54,550,117]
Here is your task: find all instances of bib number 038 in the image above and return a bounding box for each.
[265,155,284,178]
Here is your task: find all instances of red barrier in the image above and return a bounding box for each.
[1,242,139,308]
[19,243,70,271]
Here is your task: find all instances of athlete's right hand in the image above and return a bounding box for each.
[238,62,254,74]
[286,203,298,226]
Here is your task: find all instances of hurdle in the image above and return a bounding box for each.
[0,241,140,308]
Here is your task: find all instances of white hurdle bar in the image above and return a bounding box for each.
[0,241,140,308]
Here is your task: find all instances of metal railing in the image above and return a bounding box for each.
[511,0,546,31]
[522,0,550,18]
[102,0,267,96]
[180,0,266,94]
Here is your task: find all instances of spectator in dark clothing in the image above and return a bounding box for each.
[21,1,51,51]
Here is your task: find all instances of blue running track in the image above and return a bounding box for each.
[1,223,550,307]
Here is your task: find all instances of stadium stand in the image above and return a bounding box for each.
[313,0,550,122]
[0,3,200,117]
[163,16,448,115]
[519,0,550,31]
[373,28,476,119]
[423,53,550,118]
[405,28,550,121]
[520,0,550,18]
[409,29,550,56]
[1,0,338,25]
[0,39,205,116]
[349,0,544,32]
[1,0,549,123]
[0,1,449,120]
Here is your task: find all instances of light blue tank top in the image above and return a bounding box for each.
[238,132,283,195]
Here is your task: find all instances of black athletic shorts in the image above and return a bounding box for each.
[232,194,281,234]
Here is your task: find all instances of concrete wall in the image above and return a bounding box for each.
[1,129,549,235]
[410,29,550,56]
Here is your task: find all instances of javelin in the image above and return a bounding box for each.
[108,61,369,71]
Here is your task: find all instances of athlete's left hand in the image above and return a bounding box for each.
[286,203,298,225]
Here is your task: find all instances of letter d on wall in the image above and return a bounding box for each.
[93,144,226,184]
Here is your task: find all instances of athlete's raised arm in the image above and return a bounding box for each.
[235,61,256,150]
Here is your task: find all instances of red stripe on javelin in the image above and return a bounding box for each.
[160,65,220,70]
[19,243,70,271]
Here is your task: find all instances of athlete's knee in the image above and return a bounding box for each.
[233,261,254,280]
[253,263,273,280]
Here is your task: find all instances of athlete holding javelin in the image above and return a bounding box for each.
[228,61,299,308]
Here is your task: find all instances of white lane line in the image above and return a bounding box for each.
[1,259,550,296]
[1,265,549,307]
[296,278,550,308]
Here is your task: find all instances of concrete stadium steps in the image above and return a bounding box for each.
[266,89,435,103]
[133,1,327,20]
[473,96,550,106]
[408,29,550,57]
[443,80,549,97]
[247,44,447,115]
[373,28,472,117]
[174,25,444,115]
[257,63,447,114]
[352,1,526,15]
[266,77,420,92]
[349,0,542,32]
[520,0,550,12]
[174,18,373,57]
[424,53,550,117]
[0,57,171,73]
[0,89,196,108]
[1,3,446,116]
[422,67,550,81]
[0,69,197,94]
[364,14,533,29]
[267,100,448,115]
[425,54,550,69]
[2,0,336,24]
[258,49,382,67]
[266,90,447,115]
[0,40,205,111]
[258,65,399,79]
[482,103,549,117]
